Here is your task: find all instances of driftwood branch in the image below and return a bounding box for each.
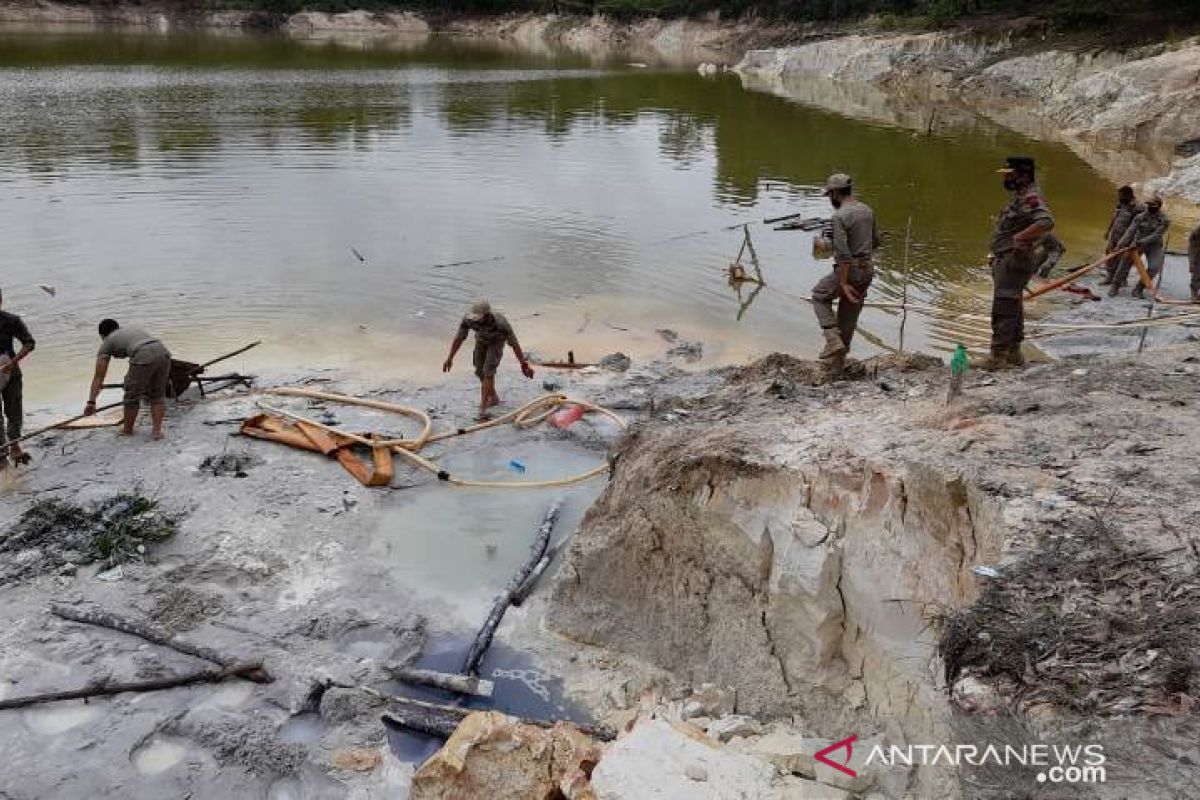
[388,666,494,698]
[462,500,561,676]
[381,694,615,742]
[0,663,265,711]
[50,602,271,683]
[510,543,561,607]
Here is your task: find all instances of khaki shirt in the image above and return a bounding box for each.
[1105,201,1143,250]
[830,199,882,263]
[98,327,161,363]
[989,186,1054,255]
[458,312,519,351]
[1119,209,1169,251]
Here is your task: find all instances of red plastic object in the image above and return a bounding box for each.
[550,404,585,429]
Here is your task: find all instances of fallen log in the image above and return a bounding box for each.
[382,695,616,742]
[388,666,494,699]
[0,663,265,711]
[50,602,271,683]
[510,542,561,607]
[462,500,561,676]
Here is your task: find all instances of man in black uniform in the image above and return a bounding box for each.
[986,157,1054,369]
[0,287,36,468]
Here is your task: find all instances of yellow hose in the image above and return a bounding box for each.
[257,390,626,489]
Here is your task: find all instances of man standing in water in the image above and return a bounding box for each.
[1099,185,1142,289]
[985,156,1054,370]
[1115,194,1170,299]
[811,173,881,374]
[84,319,172,440]
[443,299,534,420]
[0,287,36,468]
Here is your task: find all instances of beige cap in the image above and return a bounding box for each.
[468,298,492,320]
[824,173,852,192]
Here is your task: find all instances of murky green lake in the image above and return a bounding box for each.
[0,30,1119,403]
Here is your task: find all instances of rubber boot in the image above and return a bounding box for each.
[1006,347,1026,368]
[1107,283,1121,297]
[973,348,1009,372]
[1131,284,1145,299]
[9,443,29,466]
[818,328,847,362]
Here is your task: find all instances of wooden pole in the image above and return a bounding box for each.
[1138,240,1169,355]
[50,603,271,683]
[388,667,494,699]
[194,341,261,373]
[462,501,561,675]
[10,400,127,446]
[898,215,913,353]
[0,663,265,711]
[381,695,616,741]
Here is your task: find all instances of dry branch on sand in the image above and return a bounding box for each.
[939,506,1200,717]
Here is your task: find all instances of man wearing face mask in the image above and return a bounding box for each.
[1115,194,1170,299]
[985,156,1054,370]
[1099,185,1142,288]
[811,173,881,373]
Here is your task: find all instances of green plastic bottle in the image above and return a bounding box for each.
[951,344,969,377]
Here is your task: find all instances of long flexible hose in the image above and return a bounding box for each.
[258,389,626,489]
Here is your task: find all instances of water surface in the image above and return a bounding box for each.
[0,30,1122,405]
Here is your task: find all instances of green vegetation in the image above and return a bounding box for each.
[102,0,1200,25]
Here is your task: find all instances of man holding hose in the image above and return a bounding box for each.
[443,299,534,421]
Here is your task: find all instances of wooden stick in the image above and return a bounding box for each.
[0,663,265,711]
[462,501,561,676]
[50,603,271,683]
[388,666,494,698]
[511,543,561,607]
[382,695,616,741]
[1138,239,1169,355]
[898,215,913,352]
[194,341,261,373]
[10,400,127,446]
[764,212,804,225]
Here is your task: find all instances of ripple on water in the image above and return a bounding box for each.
[131,736,189,775]
[23,702,101,735]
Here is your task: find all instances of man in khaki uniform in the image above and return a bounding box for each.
[811,173,881,372]
[986,156,1054,369]
[1099,185,1142,288]
[1189,222,1200,302]
[443,299,534,420]
[1115,194,1170,298]
[84,319,172,439]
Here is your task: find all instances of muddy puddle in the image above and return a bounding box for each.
[362,439,606,619]
[384,632,591,762]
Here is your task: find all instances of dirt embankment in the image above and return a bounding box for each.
[735,23,1200,208]
[548,347,1200,797]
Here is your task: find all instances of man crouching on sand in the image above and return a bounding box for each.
[84,319,172,439]
[443,299,534,421]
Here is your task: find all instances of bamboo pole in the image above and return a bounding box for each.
[10,400,127,446]
[898,215,913,352]
[0,663,266,711]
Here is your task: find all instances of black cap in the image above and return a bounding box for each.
[1000,156,1036,175]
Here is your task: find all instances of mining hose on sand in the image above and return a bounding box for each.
[258,388,627,489]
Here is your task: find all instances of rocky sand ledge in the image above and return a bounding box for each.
[1,331,1198,797]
